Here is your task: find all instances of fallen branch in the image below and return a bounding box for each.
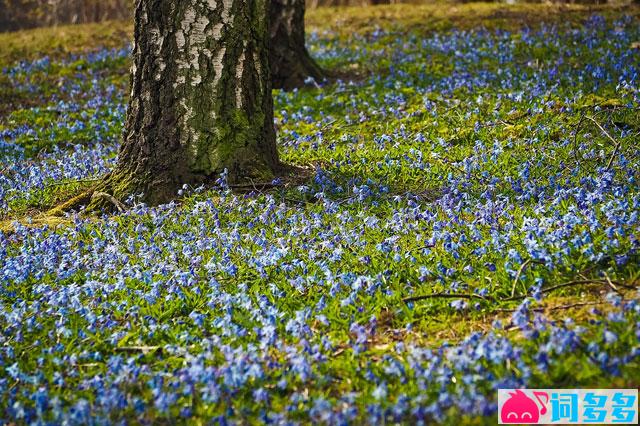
[584,115,621,170]
[411,244,436,253]
[405,277,636,305]
[494,301,603,313]
[229,181,280,191]
[403,293,491,304]
[546,301,604,311]
[541,279,617,294]
[510,259,543,298]
[44,177,101,190]
[603,272,621,295]
[504,279,636,301]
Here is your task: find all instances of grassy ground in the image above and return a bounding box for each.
[1,3,638,68]
[1,3,639,424]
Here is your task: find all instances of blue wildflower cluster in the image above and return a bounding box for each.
[0,12,639,424]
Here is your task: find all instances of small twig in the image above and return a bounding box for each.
[494,301,603,313]
[511,259,532,298]
[319,119,338,132]
[92,191,126,213]
[403,293,491,304]
[545,301,603,311]
[603,272,621,295]
[585,115,619,146]
[281,196,309,205]
[7,380,20,392]
[540,279,605,294]
[503,280,597,301]
[332,348,346,357]
[115,346,161,354]
[573,113,586,167]
[584,115,621,170]
[44,177,101,190]
[406,277,636,306]
[229,182,279,191]
[605,138,621,169]
[504,279,636,301]
[411,244,435,253]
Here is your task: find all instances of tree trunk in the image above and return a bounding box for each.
[270,0,324,90]
[92,0,280,208]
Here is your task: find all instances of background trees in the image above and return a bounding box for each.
[0,0,130,31]
[2,0,400,32]
[0,0,324,89]
[0,0,625,33]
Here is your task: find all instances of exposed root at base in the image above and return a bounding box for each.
[0,215,72,236]
[2,162,318,233]
[47,188,95,217]
[231,162,315,193]
[92,191,126,213]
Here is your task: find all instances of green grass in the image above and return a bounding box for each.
[1,3,639,423]
[1,3,638,69]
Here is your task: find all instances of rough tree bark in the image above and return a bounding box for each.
[269,0,324,90]
[91,0,280,208]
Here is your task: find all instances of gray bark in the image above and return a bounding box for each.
[92,0,280,208]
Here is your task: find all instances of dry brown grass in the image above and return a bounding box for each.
[1,3,638,67]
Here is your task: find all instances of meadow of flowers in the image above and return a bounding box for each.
[0,9,639,425]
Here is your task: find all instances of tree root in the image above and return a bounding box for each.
[47,188,95,217]
[8,161,316,231]
[0,186,96,235]
[91,191,126,213]
[0,215,71,235]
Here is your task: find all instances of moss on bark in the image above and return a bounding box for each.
[89,0,280,211]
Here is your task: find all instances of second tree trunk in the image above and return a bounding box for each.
[269,0,324,90]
